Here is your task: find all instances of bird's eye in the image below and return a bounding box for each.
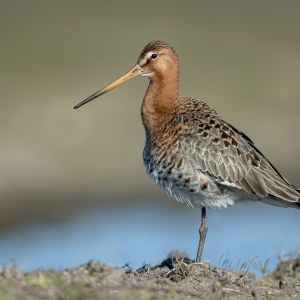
[151,53,158,60]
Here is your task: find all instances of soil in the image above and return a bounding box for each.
[1,253,300,300]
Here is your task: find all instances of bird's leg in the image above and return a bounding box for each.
[196,207,208,262]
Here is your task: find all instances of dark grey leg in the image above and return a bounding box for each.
[196,207,208,262]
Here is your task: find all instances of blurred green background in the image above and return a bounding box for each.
[1,0,299,233]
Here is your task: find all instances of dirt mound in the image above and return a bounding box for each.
[1,256,300,299]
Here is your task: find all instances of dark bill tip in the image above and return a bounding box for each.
[73,90,102,109]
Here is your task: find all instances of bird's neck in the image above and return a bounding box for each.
[141,74,180,141]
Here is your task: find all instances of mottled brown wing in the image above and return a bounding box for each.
[179,107,300,203]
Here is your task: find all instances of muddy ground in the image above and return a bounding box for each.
[1,253,300,300]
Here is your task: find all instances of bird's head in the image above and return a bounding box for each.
[74,40,179,109]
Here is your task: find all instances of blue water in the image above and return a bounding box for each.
[0,201,299,277]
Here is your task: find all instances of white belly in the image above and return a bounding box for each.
[145,165,253,209]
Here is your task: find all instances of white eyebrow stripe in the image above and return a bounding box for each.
[146,51,156,59]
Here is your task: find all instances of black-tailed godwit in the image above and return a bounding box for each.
[74,40,300,262]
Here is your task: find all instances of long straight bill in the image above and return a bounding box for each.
[74,64,142,109]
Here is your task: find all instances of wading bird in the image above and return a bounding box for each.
[74,40,300,262]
